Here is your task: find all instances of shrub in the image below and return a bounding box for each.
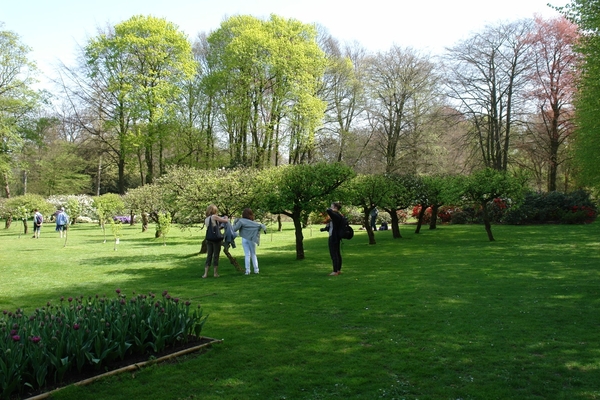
[396,209,408,223]
[0,290,207,398]
[113,215,132,224]
[438,206,461,223]
[502,190,597,224]
[411,205,432,223]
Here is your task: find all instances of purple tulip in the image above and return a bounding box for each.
[12,335,20,341]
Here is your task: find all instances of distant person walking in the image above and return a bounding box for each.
[203,204,229,278]
[326,202,345,276]
[55,207,69,238]
[33,209,43,238]
[232,208,266,275]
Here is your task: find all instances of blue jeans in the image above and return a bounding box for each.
[242,237,259,273]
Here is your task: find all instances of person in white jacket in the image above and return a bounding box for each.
[232,208,266,275]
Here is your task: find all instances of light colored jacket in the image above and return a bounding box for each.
[56,211,69,226]
[232,218,266,245]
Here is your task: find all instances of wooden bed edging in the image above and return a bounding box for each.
[25,336,223,400]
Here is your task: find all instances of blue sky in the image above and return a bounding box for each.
[2,0,567,88]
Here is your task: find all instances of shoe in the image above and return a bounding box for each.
[245,271,250,275]
[254,270,259,274]
[329,271,340,276]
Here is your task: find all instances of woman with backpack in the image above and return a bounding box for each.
[203,204,229,278]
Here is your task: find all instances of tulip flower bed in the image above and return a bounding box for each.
[0,290,207,399]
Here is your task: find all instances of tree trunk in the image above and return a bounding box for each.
[389,209,402,239]
[141,212,149,232]
[277,214,282,232]
[292,212,305,260]
[5,216,12,229]
[482,203,495,241]
[3,171,10,198]
[548,138,559,192]
[363,210,376,245]
[415,204,427,234]
[97,155,102,196]
[429,204,440,230]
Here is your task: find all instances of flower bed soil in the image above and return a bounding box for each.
[16,336,221,400]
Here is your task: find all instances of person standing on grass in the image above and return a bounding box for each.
[370,204,378,231]
[203,204,229,279]
[33,209,43,238]
[55,207,69,238]
[326,202,345,276]
[232,208,266,275]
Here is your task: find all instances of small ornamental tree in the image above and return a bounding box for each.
[4,194,53,235]
[257,162,355,260]
[344,174,393,245]
[93,193,125,243]
[123,184,168,236]
[157,211,172,246]
[380,174,419,239]
[423,174,464,230]
[461,168,525,241]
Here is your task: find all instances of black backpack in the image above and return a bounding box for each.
[342,216,354,240]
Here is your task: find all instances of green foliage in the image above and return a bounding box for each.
[502,189,598,224]
[258,162,354,259]
[157,212,172,245]
[93,194,125,223]
[0,24,40,194]
[0,290,206,398]
[93,194,125,241]
[3,194,53,220]
[557,0,600,191]
[206,15,326,167]
[259,163,355,217]
[123,184,165,224]
[84,15,197,188]
[460,168,526,240]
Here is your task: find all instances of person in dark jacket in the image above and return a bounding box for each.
[326,202,345,276]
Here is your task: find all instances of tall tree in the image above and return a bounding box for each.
[0,24,39,199]
[365,45,438,173]
[444,20,533,171]
[521,16,579,191]
[86,15,197,186]
[558,0,600,191]
[317,34,369,165]
[206,15,327,167]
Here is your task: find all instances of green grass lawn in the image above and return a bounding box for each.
[2,220,600,399]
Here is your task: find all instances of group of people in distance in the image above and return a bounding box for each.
[203,202,347,278]
[31,207,69,239]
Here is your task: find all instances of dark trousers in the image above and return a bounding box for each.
[328,236,342,272]
[205,240,222,267]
